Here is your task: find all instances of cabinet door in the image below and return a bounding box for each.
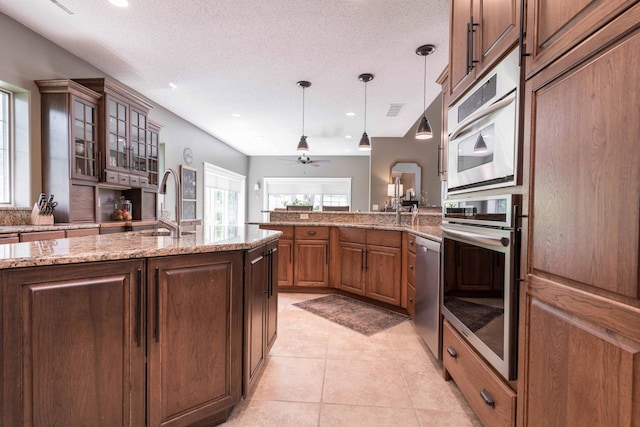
[244,245,268,395]
[266,240,279,351]
[294,239,329,287]
[365,244,402,305]
[129,107,147,176]
[523,0,636,78]
[147,121,161,188]
[449,0,475,101]
[148,252,243,427]
[338,241,366,295]
[71,95,99,181]
[1,261,145,427]
[277,238,294,286]
[474,0,520,76]
[107,96,129,172]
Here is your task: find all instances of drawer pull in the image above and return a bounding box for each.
[408,264,414,269]
[446,347,458,359]
[480,389,495,408]
[308,230,316,235]
[409,239,414,245]
[408,296,413,302]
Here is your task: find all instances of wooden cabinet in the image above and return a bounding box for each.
[294,226,329,287]
[18,229,66,242]
[337,228,402,306]
[0,233,19,244]
[147,252,243,426]
[36,79,101,223]
[436,67,449,181]
[64,227,100,238]
[443,320,516,427]
[405,233,417,317]
[73,78,154,188]
[260,225,294,286]
[147,120,162,188]
[522,0,637,78]
[244,241,278,396]
[448,0,520,103]
[1,260,146,426]
[518,5,640,425]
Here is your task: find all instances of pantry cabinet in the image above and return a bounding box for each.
[448,0,520,103]
[518,4,640,425]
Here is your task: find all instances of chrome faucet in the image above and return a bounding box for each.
[158,168,182,238]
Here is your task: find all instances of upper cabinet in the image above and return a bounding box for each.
[73,78,156,189]
[522,0,637,78]
[448,0,521,104]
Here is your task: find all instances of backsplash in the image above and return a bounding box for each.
[268,208,442,227]
[0,207,33,226]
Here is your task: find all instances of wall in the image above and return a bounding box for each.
[0,12,247,220]
[370,93,443,210]
[247,155,370,222]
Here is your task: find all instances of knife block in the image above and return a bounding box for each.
[29,203,54,225]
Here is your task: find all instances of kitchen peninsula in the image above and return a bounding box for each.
[0,225,280,426]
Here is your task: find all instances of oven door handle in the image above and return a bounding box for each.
[449,91,516,141]
[443,227,510,248]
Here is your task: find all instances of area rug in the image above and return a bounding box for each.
[293,294,409,336]
[444,297,504,332]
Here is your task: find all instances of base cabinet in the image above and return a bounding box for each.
[294,226,329,287]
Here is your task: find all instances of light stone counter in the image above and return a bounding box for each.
[0,225,280,269]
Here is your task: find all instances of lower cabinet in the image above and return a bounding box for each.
[1,251,245,427]
[244,240,278,396]
[147,252,243,426]
[294,226,329,287]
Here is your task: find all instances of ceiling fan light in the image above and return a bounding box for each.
[415,115,433,140]
[474,133,488,153]
[358,132,371,151]
[297,135,309,152]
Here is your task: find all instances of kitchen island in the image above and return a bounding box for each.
[0,225,280,427]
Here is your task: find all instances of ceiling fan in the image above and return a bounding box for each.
[279,154,331,167]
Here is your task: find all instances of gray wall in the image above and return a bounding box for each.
[247,156,370,222]
[0,12,247,218]
[370,93,443,210]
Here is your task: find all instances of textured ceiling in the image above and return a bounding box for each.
[0,0,450,156]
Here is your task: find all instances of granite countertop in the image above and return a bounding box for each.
[0,223,101,234]
[255,221,442,242]
[0,225,280,269]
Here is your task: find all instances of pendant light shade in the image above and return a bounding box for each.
[296,80,311,152]
[473,133,488,153]
[358,73,374,151]
[415,44,436,140]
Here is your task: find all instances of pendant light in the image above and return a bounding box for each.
[473,132,488,153]
[415,44,436,140]
[358,73,374,151]
[296,81,311,152]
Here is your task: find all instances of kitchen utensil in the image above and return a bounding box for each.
[45,194,55,215]
[38,193,47,214]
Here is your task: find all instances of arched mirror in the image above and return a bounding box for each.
[390,161,422,203]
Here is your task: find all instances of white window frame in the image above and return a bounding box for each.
[203,162,246,238]
[0,88,12,205]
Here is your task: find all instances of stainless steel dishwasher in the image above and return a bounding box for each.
[414,235,442,360]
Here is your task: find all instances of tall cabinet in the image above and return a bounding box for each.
[518,3,640,425]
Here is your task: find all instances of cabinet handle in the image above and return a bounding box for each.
[480,388,495,408]
[365,249,369,271]
[437,144,442,176]
[136,268,142,348]
[361,249,366,271]
[467,17,479,73]
[154,267,160,342]
[408,264,414,270]
[518,0,530,65]
[446,347,458,359]
[408,296,413,302]
[308,230,316,236]
[409,239,414,246]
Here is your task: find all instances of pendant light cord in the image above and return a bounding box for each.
[363,81,367,132]
[302,86,305,136]
[422,54,427,114]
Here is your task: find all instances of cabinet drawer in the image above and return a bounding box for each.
[367,230,401,247]
[295,226,329,240]
[129,175,140,187]
[105,170,118,184]
[405,233,417,254]
[407,282,416,318]
[65,228,100,238]
[407,251,416,285]
[338,227,366,244]
[0,234,19,244]
[139,176,149,187]
[118,173,130,186]
[261,225,294,239]
[19,230,66,242]
[443,320,516,427]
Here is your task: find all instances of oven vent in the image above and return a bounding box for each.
[385,103,405,117]
[50,0,74,14]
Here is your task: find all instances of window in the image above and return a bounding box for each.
[0,89,11,204]
[203,163,245,240]
[263,177,351,213]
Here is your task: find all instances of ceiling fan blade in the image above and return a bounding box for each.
[312,159,331,163]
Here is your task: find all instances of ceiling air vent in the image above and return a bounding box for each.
[50,0,74,14]
[385,103,405,117]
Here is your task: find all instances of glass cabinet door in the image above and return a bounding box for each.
[72,97,98,180]
[130,108,147,174]
[147,123,160,187]
[108,98,128,170]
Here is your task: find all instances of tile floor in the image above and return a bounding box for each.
[223,293,481,427]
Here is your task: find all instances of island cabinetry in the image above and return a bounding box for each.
[337,228,402,306]
[294,226,329,287]
[36,79,101,223]
[260,225,294,286]
[405,233,417,317]
[448,0,520,103]
[518,5,640,425]
[244,240,278,396]
[1,260,146,426]
[147,251,243,426]
[18,229,66,242]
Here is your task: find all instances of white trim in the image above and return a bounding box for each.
[203,162,246,230]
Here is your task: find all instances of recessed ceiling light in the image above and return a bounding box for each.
[231,113,241,117]
[345,135,353,139]
[108,0,129,7]
[346,112,356,117]
[168,82,177,89]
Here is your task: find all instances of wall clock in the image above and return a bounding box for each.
[183,147,193,165]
